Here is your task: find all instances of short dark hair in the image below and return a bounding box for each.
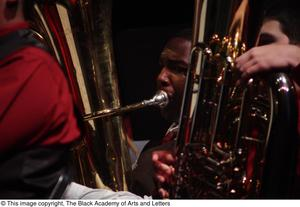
[264,1,300,44]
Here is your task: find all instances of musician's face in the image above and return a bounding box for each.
[258,19,289,45]
[157,37,191,122]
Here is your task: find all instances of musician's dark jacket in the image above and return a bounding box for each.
[131,123,178,197]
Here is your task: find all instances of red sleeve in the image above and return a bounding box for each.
[0,47,81,153]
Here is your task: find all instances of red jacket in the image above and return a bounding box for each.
[0,22,80,153]
[0,21,81,198]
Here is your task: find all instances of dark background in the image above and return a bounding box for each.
[112,0,194,141]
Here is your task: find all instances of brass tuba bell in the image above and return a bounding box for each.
[27,0,168,191]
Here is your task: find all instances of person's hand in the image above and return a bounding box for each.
[152,150,176,198]
[236,44,300,80]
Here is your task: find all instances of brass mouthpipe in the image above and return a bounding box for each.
[83,90,169,121]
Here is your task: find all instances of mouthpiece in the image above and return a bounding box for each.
[145,90,169,108]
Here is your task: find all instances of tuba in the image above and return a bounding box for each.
[171,0,298,198]
[28,0,168,191]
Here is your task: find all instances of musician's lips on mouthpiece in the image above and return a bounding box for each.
[160,89,172,101]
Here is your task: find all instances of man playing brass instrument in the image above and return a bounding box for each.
[131,29,192,197]
[152,1,300,198]
[0,0,143,199]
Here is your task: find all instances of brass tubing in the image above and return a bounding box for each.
[83,90,169,121]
